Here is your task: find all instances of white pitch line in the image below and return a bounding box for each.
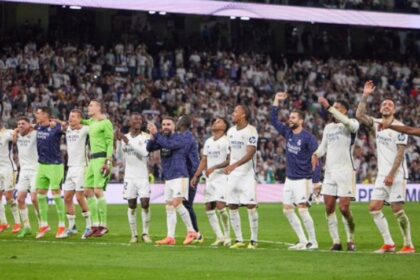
[0,239,418,256]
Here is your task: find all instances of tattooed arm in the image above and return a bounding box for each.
[356,81,375,128]
[384,144,406,187]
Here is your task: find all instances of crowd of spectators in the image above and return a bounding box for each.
[1,39,419,184]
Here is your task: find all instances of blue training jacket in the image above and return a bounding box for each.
[271,106,322,183]
[146,132,199,181]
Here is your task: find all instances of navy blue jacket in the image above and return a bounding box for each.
[271,106,321,183]
[146,132,196,181]
[36,124,63,164]
[183,131,200,178]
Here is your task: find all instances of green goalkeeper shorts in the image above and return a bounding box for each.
[85,158,111,189]
[35,164,64,190]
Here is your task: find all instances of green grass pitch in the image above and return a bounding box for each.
[0,203,419,279]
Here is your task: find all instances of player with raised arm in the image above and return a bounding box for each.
[34,107,67,239]
[224,105,259,249]
[191,118,231,247]
[58,109,92,239]
[356,81,415,254]
[82,100,114,238]
[312,97,359,251]
[14,116,40,237]
[146,117,198,246]
[271,92,321,250]
[116,113,152,244]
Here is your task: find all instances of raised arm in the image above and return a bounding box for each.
[319,96,359,133]
[356,81,375,128]
[271,92,289,137]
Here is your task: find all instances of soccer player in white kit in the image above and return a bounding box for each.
[312,97,359,251]
[0,120,21,234]
[191,118,231,247]
[14,116,40,237]
[60,109,92,239]
[224,105,259,249]
[116,113,152,244]
[356,80,415,254]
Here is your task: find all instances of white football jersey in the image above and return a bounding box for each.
[16,130,38,171]
[203,135,230,175]
[227,124,258,174]
[315,119,359,172]
[66,126,89,167]
[0,129,16,169]
[121,132,150,179]
[373,118,408,178]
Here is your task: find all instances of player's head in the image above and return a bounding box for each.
[161,116,176,136]
[380,97,396,118]
[176,115,192,131]
[232,105,250,125]
[211,117,229,134]
[69,109,83,126]
[17,116,31,134]
[333,99,350,115]
[130,113,143,131]
[88,99,105,116]
[288,110,305,130]
[36,106,52,123]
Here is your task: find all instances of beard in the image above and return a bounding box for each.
[162,129,173,136]
[289,123,299,130]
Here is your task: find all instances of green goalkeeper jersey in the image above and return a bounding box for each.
[82,118,114,158]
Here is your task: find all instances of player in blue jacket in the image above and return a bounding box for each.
[176,115,202,243]
[271,92,321,251]
[146,116,198,246]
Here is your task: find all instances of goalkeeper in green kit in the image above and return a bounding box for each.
[83,100,114,238]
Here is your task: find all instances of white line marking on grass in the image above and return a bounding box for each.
[1,239,418,256]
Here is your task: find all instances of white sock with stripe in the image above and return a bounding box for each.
[206,210,224,239]
[284,208,307,244]
[371,211,394,245]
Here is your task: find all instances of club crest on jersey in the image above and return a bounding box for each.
[297,139,301,146]
[397,134,407,141]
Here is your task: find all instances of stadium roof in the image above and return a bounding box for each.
[5,0,420,29]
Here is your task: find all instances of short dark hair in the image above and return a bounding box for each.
[17,115,30,123]
[238,105,251,122]
[217,117,230,133]
[91,99,105,113]
[37,106,52,117]
[291,109,305,121]
[162,116,176,124]
[177,115,192,129]
[70,109,83,118]
[335,99,350,111]
[382,96,396,105]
